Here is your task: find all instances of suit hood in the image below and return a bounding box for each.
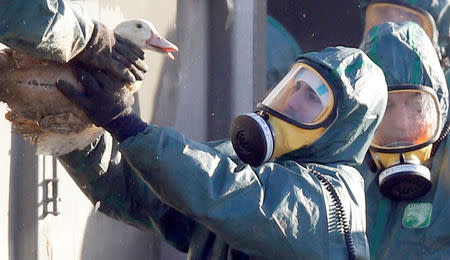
[279,47,388,166]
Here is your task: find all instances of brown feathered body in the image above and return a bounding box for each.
[0,48,139,155]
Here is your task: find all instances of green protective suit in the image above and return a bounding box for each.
[58,47,387,260]
[446,68,450,118]
[359,22,450,259]
[0,0,93,62]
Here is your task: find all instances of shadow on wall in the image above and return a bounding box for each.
[80,208,160,260]
[149,27,181,127]
[150,0,209,142]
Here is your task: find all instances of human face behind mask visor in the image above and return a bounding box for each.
[230,61,336,167]
[370,85,441,200]
[362,21,449,201]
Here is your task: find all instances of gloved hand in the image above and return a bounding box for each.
[56,65,148,141]
[74,21,148,84]
[56,65,135,128]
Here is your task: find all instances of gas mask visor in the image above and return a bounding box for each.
[259,63,335,127]
[370,85,441,200]
[363,1,438,47]
[230,62,336,167]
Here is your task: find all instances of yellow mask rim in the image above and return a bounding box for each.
[269,115,326,159]
[370,144,433,170]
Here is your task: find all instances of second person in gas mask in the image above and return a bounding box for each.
[358,21,449,259]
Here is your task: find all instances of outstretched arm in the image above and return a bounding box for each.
[58,132,194,253]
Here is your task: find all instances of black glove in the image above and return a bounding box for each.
[74,21,148,84]
[56,66,147,141]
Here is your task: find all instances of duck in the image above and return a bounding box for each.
[0,19,178,155]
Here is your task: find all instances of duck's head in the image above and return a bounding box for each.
[114,19,179,60]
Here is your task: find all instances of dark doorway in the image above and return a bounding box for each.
[268,0,364,53]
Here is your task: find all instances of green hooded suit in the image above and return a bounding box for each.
[359,22,449,259]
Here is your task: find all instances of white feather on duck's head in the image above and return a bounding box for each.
[114,19,179,60]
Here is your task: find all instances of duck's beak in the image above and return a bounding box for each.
[145,33,179,60]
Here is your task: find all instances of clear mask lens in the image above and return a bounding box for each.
[364,3,436,42]
[261,63,334,126]
[372,88,440,150]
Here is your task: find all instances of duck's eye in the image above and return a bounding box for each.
[136,23,143,29]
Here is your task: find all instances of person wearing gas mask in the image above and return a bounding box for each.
[55,46,387,260]
[357,22,449,259]
[361,0,450,127]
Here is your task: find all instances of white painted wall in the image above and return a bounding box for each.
[231,0,259,117]
[0,103,11,260]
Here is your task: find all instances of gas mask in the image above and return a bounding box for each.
[370,85,442,200]
[230,61,336,167]
[363,0,440,60]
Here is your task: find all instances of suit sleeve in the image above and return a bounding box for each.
[0,0,94,62]
[58,132,194,252]
[118,125,369,259]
